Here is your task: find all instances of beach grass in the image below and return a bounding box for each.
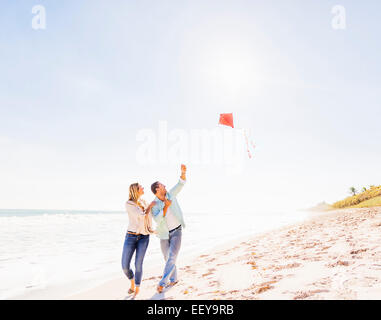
[351,196,381,208]
[332,185,381,209]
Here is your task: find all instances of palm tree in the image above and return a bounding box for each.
[349,187,357,196]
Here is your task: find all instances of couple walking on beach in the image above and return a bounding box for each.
[121,164,187,298]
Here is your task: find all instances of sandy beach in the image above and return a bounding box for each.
[68,207,381,300]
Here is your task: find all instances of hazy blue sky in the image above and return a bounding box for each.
[1,0,380,213]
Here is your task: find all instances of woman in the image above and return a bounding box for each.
[122,183,155,298]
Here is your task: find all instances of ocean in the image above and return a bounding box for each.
[0,208,310,299]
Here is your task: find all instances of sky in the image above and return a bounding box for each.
[0,0,380,214]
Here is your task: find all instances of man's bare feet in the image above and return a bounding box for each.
[133,286,140,297]
[157,285,164,293]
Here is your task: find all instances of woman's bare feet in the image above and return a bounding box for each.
[128,279,135,294]
[168,281,178,287]
[157,285,164,293]
[133,286,140,297]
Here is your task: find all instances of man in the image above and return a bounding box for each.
[151,164,187,293]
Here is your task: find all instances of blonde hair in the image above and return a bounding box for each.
[128,183,155,234]
[129,183,147,210]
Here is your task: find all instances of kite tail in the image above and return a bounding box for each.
[243,129,255,159]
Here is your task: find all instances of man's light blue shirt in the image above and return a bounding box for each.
[151,179,186,240]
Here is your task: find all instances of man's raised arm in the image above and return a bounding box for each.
[170,164,187,197]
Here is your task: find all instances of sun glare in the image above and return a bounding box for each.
[206,49,256,95]
[192,39,262,100]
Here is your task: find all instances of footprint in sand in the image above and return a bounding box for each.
[370,264,381,270]
[350,248,368,255]
[208,280,220,286]
[343,277,380,288]
[272,263,302,271]
[327,260,350,268]
[293,289,330,300]
[256,284,274,294]
[202,268,216,277]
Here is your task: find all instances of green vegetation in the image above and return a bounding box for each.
[352,196,381,208]
[349,187,358,196]
[332,185,381,209]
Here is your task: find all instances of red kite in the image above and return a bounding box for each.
[218,113,234,128]
[218,113,256,159]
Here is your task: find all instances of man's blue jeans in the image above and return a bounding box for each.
[159,226,182,287]
[121,233,150,286]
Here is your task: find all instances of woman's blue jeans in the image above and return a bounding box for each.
[121,233,149,287]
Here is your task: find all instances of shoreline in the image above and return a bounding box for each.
[68,207,381,300]
[11,226,258,300]
[8,210,302,300]
[66,231,261,300]
[66,210,321,300]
